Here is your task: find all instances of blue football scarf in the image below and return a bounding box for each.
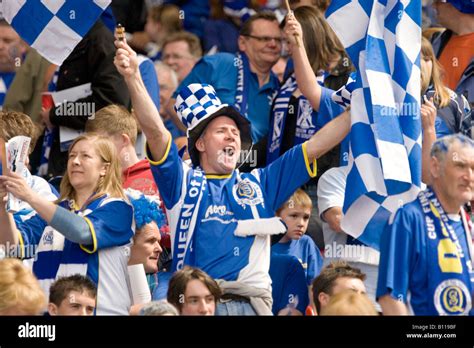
[172,168,206,271]
[234,52,251,119]
[37,66,60,176]
[266,73,326,165]
[0,72,16,107]
[172,168,278,271]
[418,187,474,315]
[37,127,54,177]
[32,194,108,281]
[266,74,298,164]
[223,0,255,23]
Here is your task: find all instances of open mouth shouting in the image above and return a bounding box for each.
[223,146,236,157]
[217,145,239,168]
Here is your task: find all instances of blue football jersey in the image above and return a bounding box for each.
[272,235,324,285]
[17,195,134,315]
[148,137,317,290]
[269,252,309,315]
[377,200,471,315]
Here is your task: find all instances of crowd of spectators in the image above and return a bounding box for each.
[0,0,472,316]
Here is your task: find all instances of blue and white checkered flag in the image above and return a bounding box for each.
[2,0,111,66]
[332,71,357,108]
[326,0,422,250]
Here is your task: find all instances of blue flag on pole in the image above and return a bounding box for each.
[326,0,422,250]
[2,0,111,65]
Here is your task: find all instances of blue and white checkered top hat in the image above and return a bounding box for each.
[175,84,224,130]
[174,83,252,167]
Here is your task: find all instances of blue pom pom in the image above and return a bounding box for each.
[129,193,166,230]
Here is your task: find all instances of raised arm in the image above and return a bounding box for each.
[284,13,323,111]
[421,96,437,185]
[305,109,350,162]
[286,10,351,163]
[0,171,52,246]
[378,294,409,315]
[0,182,20,245]
[166,97,187,132]
[114,37,170,161]
[0,171,93,247]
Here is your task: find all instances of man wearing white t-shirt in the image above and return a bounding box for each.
[317,165,380,308]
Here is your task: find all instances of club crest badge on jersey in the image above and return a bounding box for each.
[434,279,471,315]
[232,178,263,207]
[42,229,54,246]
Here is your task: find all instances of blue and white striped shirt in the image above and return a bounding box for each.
[17,195,134,315]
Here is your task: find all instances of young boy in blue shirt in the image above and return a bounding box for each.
[272,189,324,286]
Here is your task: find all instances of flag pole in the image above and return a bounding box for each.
[284,0,301,47]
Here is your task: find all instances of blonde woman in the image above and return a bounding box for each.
[421,36,471,139]
[0,258,46,315]
[0,134,134,315]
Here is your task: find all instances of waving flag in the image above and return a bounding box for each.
[2,0,111,65]
[326,0,422,250]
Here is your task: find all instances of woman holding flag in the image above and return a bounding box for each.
[266,6,349,166]
[269,7,350,249]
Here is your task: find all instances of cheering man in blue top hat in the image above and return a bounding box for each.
[114,34,350,315]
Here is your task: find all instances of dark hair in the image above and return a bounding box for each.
[315,0,331,12]
[281,6,347,74]
[49,275,97,306]
[289,0,331,12]
[148,4,182,33]
[167,266,222,312]
[240,11,278,37]
[210,0,260,20]
[312,261,366,313]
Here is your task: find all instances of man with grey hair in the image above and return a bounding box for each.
[140,300,179,316]
[377,134,474,315]
[154,61,184,139]
[161,31,202,83]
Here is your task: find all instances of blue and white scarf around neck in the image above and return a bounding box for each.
[418,187,474,315]
[266,73,325,164]
[171,167,281,272]
[234,52,251,119]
